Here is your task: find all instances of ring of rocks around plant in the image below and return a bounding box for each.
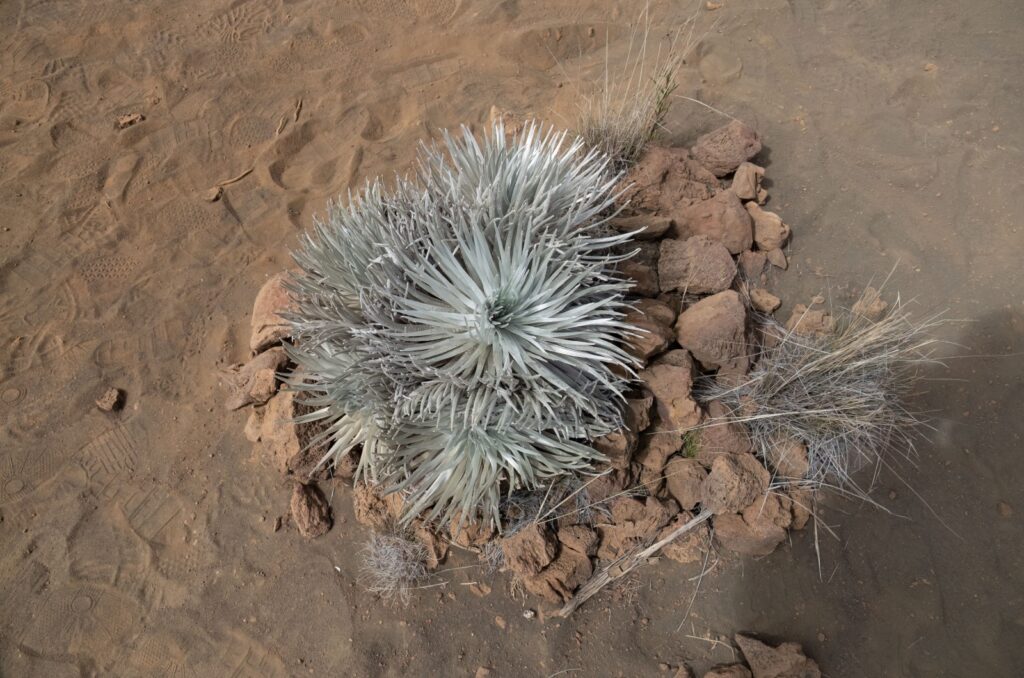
[226,120,839,621]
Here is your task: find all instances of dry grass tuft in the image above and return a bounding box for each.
[701,295,947,498]
[360,531,430,606]
[577,5,709,168]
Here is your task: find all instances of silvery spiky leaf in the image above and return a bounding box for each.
[284,121,638,528]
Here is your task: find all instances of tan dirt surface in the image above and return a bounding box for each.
[0,1,1021,676]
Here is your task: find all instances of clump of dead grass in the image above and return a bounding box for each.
[577,5,710,168]
[359,531,430,606]
[702,296,946,498]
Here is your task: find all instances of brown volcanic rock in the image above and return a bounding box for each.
[639,363,701,432]
[224,347,288,410]
[731,162,766,203]
[701,453,769,515]
[745,203,791,251]
[675,290,748,370]
[664,456,707,511]
[251,271,295,353]
[522,547,593,603]
[659,511,712,564]
[703,665,753,678]
[609,214,673,240]
[501,523,557,578]
[290,483,332,538]
[624,298,677,362]
[658,235,737,295]
[691,120,762,177]
[714,493,792,557]
[673,191,754,254]
[617,146,720,214]
[767,437,810,479]
[734,634,821,678]
[785,304,834,337]
[597,496,678,561]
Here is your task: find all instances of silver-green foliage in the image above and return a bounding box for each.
[284,122,637,527]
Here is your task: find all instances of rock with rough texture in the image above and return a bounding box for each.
[639,363,702,432]
[659,511,712,564]
[592,426,639,470]
[696,400,753,464]
[635,416,686,477]
[653,348,696,371]
[658,236,737,295]
[95,387,124,412]
[853,286,888,321]
[745,203,791,251]
[620,258,660,297]
[625,392,655,433]
[610,214,673,240]
[290,483,331,538]
[586,467,635,504]
[749,288,781,314]
[731,162,766,202]
[501,523,557,578]
[624,298,677,361]
[597,496,677,560]
[703,665,752,678]
[788,488,813,530]
[251,271,294,352]
[767,437,810,479]
[675,290,748,370]
[785,304,834,337]
[558,524,599,556]
[259,390,302,474]
[673,191,754,254]
[617,147,720,214]
[522,547,592,603]
[691,120,762,177]
[765,248,788,270]
[224,347,288,410]
[244,407,265,442]
[701,453,769,515]
[714,493,792,556]
[665,456,707,510]
[738,250,769,283]
[734,634,821,678]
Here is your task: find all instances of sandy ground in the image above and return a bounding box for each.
[1,0,1022,676]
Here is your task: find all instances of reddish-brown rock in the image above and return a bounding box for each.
[675,290,748,370]
[658,235,737,295]
[714,493,792,556]
[852,286,888,321]
[692,121,762,177]
[224,347,288,410]
[251,271,294,353]
[412,520,449,569]
[735,634,821,678]
[745,203,791,251]
[620,258,660,297]
[659,511,712,564]
[730,162,766,202]
[617,146,720,213]
[558,524,599,556]
[665,456,707,511]
[788,488,813,530]
[625,392,655,433]
[501,523,557,578]
[290,483,331,538]
[737,250,769,283]
[639,363,701,432]
[696,400,753,464]
[765,248,788,270]
[522,547,592,603]
[597,496,677,560]
[592,426,638,470]
[701,453,770,515]
[586,467,635,505]
[624,298,677,362]
[767,437,810,479]
[673,191,754,254]
[785,304,834,337]
[749,288,782,314]
[95,387,123,412]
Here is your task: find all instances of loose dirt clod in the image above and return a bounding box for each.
[749,288,782,314]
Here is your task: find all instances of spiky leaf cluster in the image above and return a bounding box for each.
[284,122,637,527]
